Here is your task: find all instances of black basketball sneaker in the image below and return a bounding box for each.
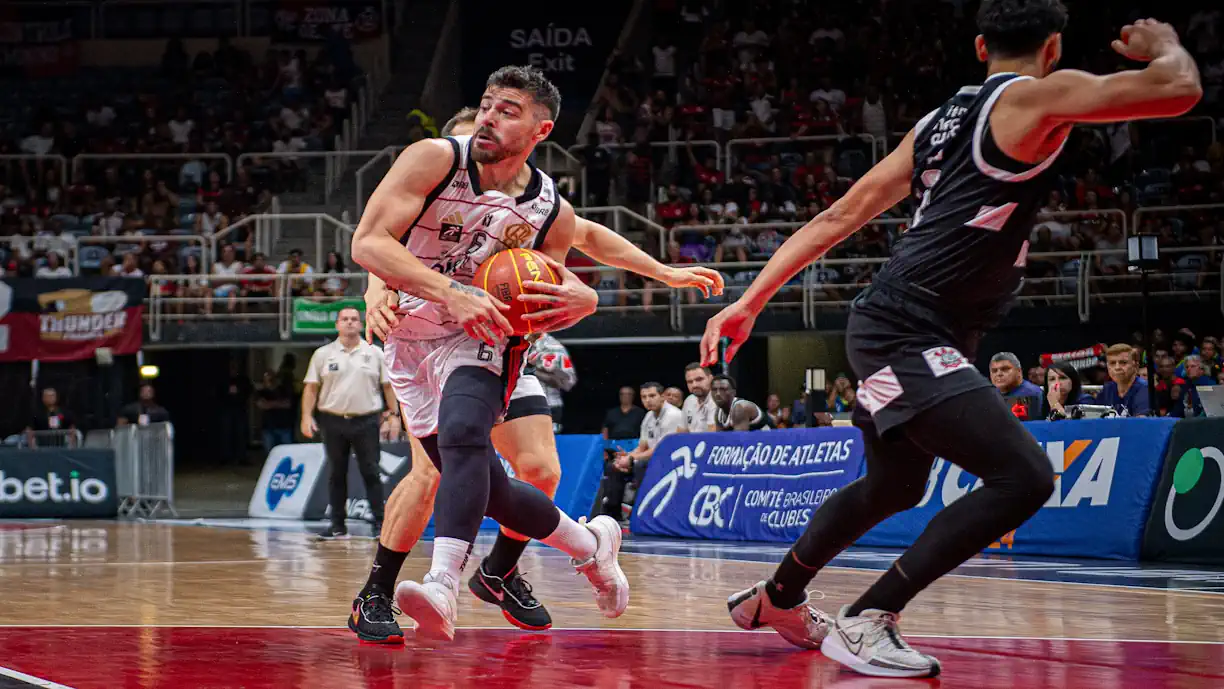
[468,562,553,631]
[349,590,404,644]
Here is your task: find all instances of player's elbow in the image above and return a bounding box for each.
[350,230,379,271]
[1167,77,1204,115]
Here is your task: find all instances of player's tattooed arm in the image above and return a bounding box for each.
[351,138,457,304]
[449,280,487,297]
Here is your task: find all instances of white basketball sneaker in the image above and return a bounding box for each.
[820,606,941,678]
[572,516,629,618]
[396,572,459,642]
[726,580,832,649]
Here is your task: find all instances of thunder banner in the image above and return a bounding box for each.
[0,278,145,362]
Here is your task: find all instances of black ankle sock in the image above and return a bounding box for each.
[847,563,910,616]
[359,544,409,598]
[767,550,815,609]
[484,532,531,578]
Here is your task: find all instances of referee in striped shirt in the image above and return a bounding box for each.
[302,307,398,538]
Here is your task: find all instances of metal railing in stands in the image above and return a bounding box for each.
[725,135,880,176]
[0,154,69,187]
[72,153,234,183]
[1132,203,1224,236]
[1,235,78,270]
[279,272,369,339]
[537,142,588,207]
[354,145,403,219]
[237,150,388,206]
[574,206,671,258]
[76,234,210,275]
[568,139,721,191]
[209,212,354,271]
[15,430,83,450]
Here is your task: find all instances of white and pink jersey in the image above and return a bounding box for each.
[392,135,561,341]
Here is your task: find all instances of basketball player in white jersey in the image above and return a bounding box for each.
[349,107,725,640]
[350,66,628,642]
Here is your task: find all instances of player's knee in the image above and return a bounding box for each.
[863,472,927,514]
[515,453,561,496]
[436,412,491,450]
[998,445,1055,509]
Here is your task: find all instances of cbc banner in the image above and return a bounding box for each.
[1142,418,1224,564]
[861,418,1177,560]
[631,428,866,542]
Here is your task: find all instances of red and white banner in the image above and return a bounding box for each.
[1040,344,1106,371]
[0,278,144,362]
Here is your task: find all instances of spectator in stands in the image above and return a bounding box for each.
[1097,344,1150,417]
[827,374,856,413]
[1200,338,1222,377]
[213,244,245,314]
[664,387,684,409]
[195,200,230,238]
[1184,355,1216,386]
[765,393,784,426]
[1027,365,1048,387]
[990,352,1043,420]
[1044,363,1094,421]
[176,253,211,316]
[319,251,349,298]
[603,382,684,521]
[579,132,613,206]
[241,252,276,310]
[117,383,171,427]
[278,248,314,297]
[1153,355,1184,416]
[35,251,71,278]
[25,387,75,449]
[113,252,143,278]
[602,386,646,442]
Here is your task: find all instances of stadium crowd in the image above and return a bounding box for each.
[0,36,363,297]
[579,0,1224,301]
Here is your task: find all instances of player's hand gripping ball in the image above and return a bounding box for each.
[473,248,564,336]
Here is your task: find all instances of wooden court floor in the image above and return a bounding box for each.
[2,521,1224,688]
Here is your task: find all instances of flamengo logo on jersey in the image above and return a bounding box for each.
[918,437,1119,510]
[439,212,464,243]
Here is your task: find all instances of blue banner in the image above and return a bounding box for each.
[631,428,865,542]
[859,418,1177,560]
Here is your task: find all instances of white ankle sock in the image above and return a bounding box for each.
[428,537,471,592]
[540,510,597,562]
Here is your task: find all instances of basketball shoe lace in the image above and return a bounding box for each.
[502,570,541,608]
[361,591,401,623]
[849,610,928,664]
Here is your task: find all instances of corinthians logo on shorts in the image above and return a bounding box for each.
[36,288,130,342]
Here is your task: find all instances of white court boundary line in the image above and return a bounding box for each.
[616,548,1224,597]
[0,624,1223,646]
[0,665,78,689]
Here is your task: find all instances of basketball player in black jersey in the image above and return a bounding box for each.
[704,1,1200,677]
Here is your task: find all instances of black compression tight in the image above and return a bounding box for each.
[426,367,561,544]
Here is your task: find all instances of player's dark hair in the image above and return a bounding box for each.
[713,375,737,390]
[685,362,711,375]
[977,0,1068,58]
[441,107,478,136]
[640,381,664,394]
[487,65,562,120]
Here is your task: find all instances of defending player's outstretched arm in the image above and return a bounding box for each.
[699,130,917,365]
[351,138,512,345]
[1001,19,1200,128]
[515,199,600,333]
[572,219,725,298]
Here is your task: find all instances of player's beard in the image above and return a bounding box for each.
[470,128,522,164]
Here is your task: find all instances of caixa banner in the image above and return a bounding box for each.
[860,418,1177,560]
[631,428,865,542]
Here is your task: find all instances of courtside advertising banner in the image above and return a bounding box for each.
[860,418,1177,560]
[0,277,144,362]
[631,428,865,542]
[248,443,330,519]
[0,449,118,518]
[291,297,366,335]
[1141,418,1224,564]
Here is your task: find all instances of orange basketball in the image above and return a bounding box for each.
[473,248,562,336]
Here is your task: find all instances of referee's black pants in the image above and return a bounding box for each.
[318,411,384,527]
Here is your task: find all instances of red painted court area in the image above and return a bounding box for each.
[1,628,1222,689]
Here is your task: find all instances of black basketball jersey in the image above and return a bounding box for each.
[715,399,773,431]
[878,72,1067,322]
